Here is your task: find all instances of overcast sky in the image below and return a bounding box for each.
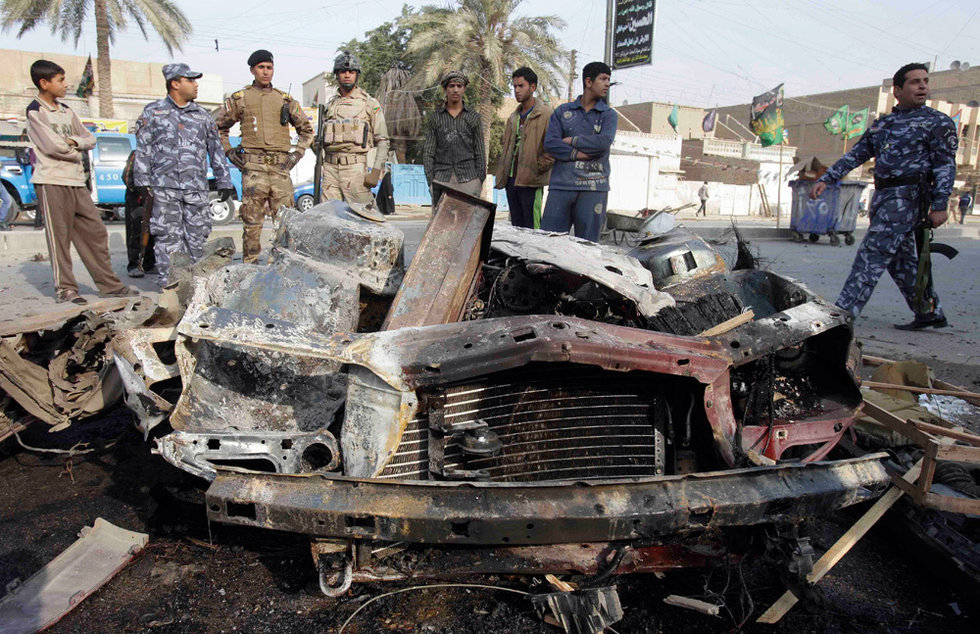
[3,0,978,107]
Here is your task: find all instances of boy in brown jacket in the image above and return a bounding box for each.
[25,60,135,304]
[493,67,554,229]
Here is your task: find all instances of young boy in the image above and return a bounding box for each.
[25,59,135,304]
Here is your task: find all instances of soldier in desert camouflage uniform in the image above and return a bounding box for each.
[134,63,234,286]
[319,52,389,204]
[812,63,958,330]
[216,49,313,263]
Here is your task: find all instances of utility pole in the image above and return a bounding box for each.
[567,49,578,102]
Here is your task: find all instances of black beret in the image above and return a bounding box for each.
[248,50,274,67]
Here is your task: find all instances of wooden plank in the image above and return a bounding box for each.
[698,309,755,336]
[936,444,980,464]
[922,492,980,515]
[863,381,980,401]
[861,399,935,446]
[861,354,891,367]
[664,595,721,617]
[757,458,924,624]
[913,421,980,444]
[932,378,980,407]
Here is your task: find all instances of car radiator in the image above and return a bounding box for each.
[377,366,668,482]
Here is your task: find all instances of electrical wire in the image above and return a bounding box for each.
[337,583,530,633]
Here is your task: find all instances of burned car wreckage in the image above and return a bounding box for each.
[113,189,889,595]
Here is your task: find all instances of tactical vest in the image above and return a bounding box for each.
[321,90,373,154]
[238,86,292,152]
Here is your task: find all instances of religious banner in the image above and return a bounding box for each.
[701,109,718,133]
[667,105,679,132]
[824,105,848,135]
[612,0,656,70]
[76,55,94,98]
[749,83,784,147]
[844,108,869,140]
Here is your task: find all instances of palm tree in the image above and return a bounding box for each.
[376,64,422,163]
[404,0,567,173]
[1,0,191,117]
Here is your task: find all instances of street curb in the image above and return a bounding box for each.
[1,215,976,259]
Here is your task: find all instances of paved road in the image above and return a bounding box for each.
[1,216,977,383]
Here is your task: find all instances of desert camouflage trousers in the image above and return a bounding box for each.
[241,163,294,264]
[836,187,943,319]
[149,187,211,286]
[321,159,375,205]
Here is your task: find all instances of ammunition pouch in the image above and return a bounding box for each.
[321,118,369,146]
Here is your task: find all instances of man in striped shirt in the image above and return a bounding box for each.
[422,71,485,206]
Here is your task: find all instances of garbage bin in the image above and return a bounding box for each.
[789,179,867,246]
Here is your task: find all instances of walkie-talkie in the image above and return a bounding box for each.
[280,83,292,126]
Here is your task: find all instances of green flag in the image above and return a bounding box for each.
[749,84,784,147]
[667,105,679,133]
[844,108,869,140]
[76,55,94,98]
[823,105,848,135]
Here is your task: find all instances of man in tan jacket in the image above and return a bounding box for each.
[493,67,554,229]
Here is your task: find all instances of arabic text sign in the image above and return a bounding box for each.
[613,0,656,70]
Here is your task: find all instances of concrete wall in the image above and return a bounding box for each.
[0,48,224,123]
[615,101,712,138]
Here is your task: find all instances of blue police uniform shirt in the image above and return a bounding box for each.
[544,97,618,192]
[819,105,957,211]
[133,95,233,192]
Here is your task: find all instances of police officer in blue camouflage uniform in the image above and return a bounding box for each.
[134,63,235,286]
[811,63,957,330]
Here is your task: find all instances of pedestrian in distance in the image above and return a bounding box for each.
[134,63,235,286]
[697,181,709,216]
[317,52,389,205]
[216,50,312,264]
[121,149,155,277]
[810,62,957,330]
[959,190,973,224]
[493,67,554,229]
[540,61,618,242]
[422,71,486,206]
[25,59,136,305]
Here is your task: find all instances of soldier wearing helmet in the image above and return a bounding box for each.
[215,49,313,264]
[318,51,390,204]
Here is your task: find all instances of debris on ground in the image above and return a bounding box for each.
[0,518,148,633]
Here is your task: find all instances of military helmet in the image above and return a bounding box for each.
[333,52,362,74]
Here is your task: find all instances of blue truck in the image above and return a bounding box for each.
[1,132,244,225]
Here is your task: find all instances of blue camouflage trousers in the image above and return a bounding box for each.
[836,186,943,319]
[149,187,212,286]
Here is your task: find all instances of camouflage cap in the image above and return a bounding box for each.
[440,70,468,88]
[162,63,203,81]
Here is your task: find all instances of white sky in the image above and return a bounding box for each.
[2,0,978,107]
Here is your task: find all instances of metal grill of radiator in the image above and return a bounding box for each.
[377,366,667,482]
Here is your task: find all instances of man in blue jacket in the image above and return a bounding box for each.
[540,61,618,242]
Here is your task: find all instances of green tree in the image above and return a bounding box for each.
[404,0,567,175]
[339,5,416,96]
[1,0,191,117]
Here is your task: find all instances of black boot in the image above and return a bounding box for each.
[894,313,949,330]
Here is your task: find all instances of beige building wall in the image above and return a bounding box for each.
[0,48,224,124]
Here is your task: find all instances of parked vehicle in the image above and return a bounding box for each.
[0,133,244,225]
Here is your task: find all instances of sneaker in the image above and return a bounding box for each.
[894,314,949,330]
[99,286,140,298]
[127,267,145,278]
[56,289,88,305]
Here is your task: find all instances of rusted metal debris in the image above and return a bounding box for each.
[3,190,889,595]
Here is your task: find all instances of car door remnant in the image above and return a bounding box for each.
[115,190,888,591]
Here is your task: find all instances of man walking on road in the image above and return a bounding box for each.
[540,62,618,242]
[135,63,235,286]
[959,190,973,224]
[216,50,312,264]
[697,181,709,216]
[810,63,957,330]
[493,67,553,229]
[317,52,389,205]
[422,71,486,205]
